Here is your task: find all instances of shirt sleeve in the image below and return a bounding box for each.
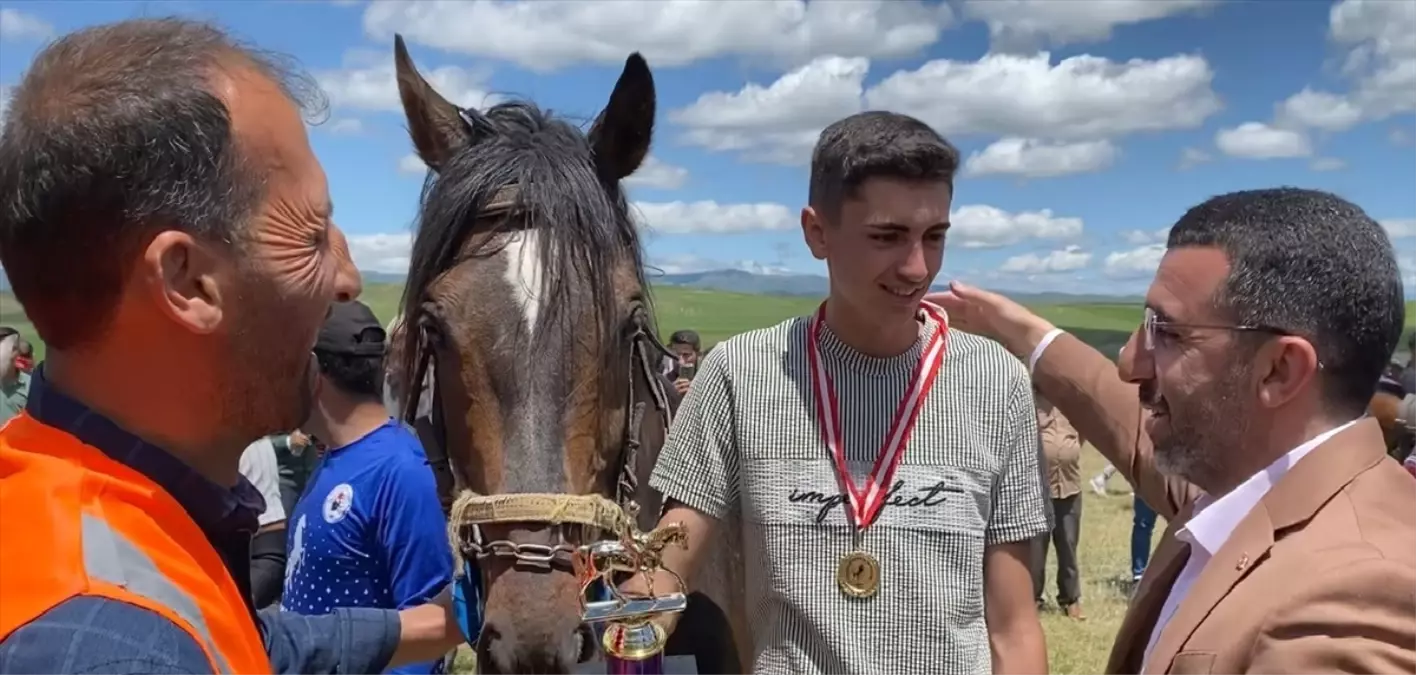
[259,606,401,675]
[648,344,740,520]
[240,438,287,527]
[985,371,1055,546]
[0,595,214,674]
[374,452,454,611]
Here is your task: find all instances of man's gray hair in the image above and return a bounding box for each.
[0,18,327,351]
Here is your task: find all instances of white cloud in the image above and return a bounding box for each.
[322,118,365,135]
[1393,251,1416,285]
[1214,122,1312,159]
[1274,0,1416,132]
[0,8,54,41]
[1120,227,1170,245]
[633,201,797,235]
[624,156,689,190]
[670,56,869,165]
[1382,218,1416,240]
[672,52,1222,165]
[999,245,1092,275]
[958,0,1214,53]
[1276,88,1364,132]
[950,205,1083,249]
[347,233,413,274]
[867,52,1222,139]
[630,199,1082,246]
[1308,156,1346,171]
[1177,146,1212,169]
[363,0,951,73]
[316,53,498,113]
[962,137,1118,178]
[1104,244,1166,279]
[398,154,428,175]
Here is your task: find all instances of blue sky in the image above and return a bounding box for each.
[1,0,1412,296]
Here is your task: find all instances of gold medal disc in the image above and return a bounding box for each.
[837,550,881,599]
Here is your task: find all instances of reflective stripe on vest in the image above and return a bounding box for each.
[0,412,272,674]
[80,512,236,674]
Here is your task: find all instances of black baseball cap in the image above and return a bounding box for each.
[315,301,386,357]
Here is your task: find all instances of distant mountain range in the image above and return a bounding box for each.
[357,267,1145,304]
[0,267,1144,304]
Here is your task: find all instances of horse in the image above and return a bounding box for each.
[386,36,748,674]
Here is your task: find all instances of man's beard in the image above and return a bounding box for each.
[1153,359,1252,493]
[220,280,318,444]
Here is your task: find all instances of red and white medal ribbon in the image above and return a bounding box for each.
[807,301,949,531]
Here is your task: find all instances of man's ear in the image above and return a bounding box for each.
[802,206,828,261]
[142,230,227,335]
[1255,335,1321,410]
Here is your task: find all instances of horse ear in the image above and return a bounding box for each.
[589,53,655,182]
[394,34,470,173]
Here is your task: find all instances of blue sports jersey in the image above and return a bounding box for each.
[282,419,453,674]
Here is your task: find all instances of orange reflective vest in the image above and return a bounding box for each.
[0,412,273,674]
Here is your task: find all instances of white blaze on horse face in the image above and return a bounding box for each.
[503,229,545,337]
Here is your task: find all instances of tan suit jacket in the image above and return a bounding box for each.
[1033,333,1416,674]
[1037,405,1083,499]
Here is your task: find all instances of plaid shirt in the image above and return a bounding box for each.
[0,366,401,674]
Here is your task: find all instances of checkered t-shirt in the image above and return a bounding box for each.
[649,310,1053,675]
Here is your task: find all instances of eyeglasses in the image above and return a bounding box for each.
[1140,307,1292,352]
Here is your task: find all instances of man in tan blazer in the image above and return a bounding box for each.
[929,187,1416,674]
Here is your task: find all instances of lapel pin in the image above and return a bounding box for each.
[1235,553,1249,571]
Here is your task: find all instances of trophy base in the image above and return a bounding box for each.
[571,655,699,674]
[602,619,667,661]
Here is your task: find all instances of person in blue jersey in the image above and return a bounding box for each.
[283,300,454,674]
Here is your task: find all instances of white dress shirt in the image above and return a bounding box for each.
[1139,418,1358,669]
[239,437,288,527]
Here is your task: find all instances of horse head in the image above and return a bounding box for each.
[389,35,673,674]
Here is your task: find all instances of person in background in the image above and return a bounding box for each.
[627,111,1051,675]
[0,18,464,674]
[1032,390,1086,620]
[1128,497,1158,586]
[0,329,29,425]
[12,337,34,373]
[1094,463,1160,587]
[270,429,317,516]
[930,187,1415,672]
[283,300,453,675]
[1400,332,1415,396]
[666,328,702,396]
[240,437,288,608]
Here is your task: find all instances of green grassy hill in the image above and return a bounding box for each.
[3,285,1413,363]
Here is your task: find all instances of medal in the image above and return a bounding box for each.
[807,301,949,599]
[837,550,882,598]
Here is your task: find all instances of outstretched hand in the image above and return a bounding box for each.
[924,280,1058,358]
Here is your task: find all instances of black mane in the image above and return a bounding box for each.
[396,100,652,385]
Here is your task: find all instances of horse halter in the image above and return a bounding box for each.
[398,184,677,580]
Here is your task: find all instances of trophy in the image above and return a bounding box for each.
[575,513,690,675]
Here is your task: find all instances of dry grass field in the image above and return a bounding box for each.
[14,283,1412,673]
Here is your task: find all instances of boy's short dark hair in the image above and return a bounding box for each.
[808,111,959,221]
